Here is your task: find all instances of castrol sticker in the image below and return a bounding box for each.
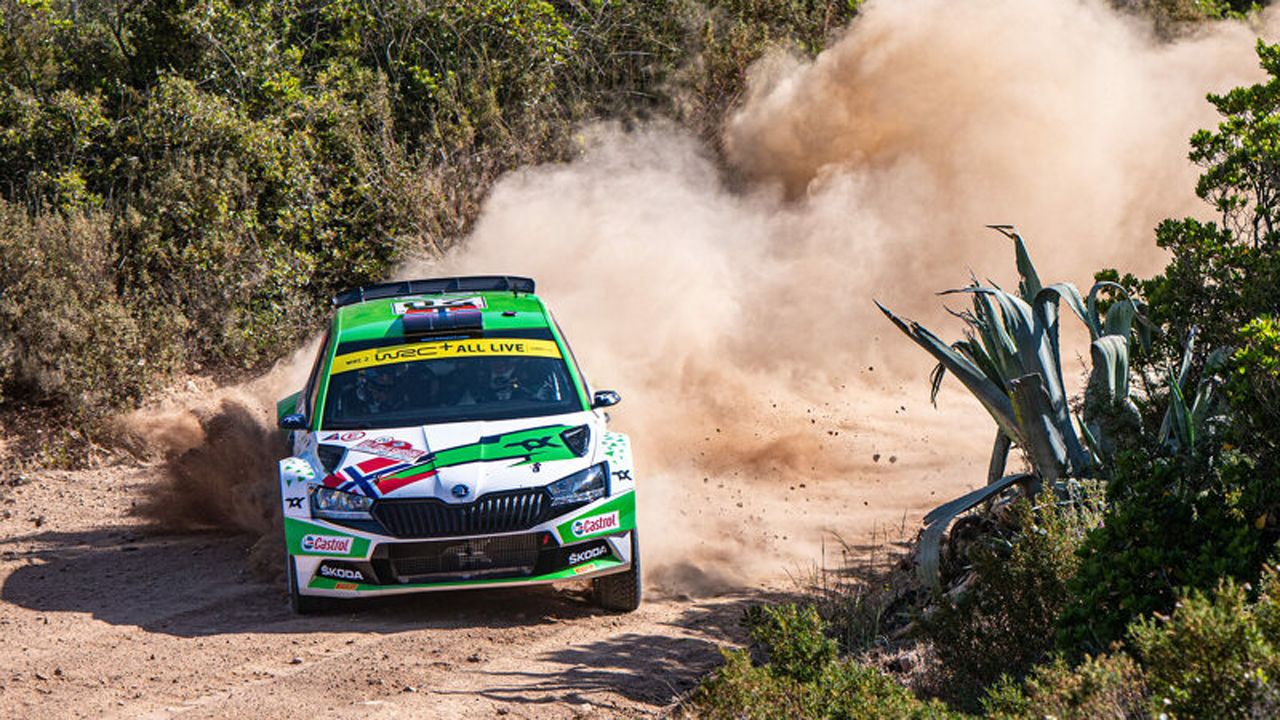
[571,512,620,538]
[300,535,353,555]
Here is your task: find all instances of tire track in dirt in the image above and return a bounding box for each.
[0,463,793,718]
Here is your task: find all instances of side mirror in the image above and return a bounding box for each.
[591,390,621,409]
[278,413,309,430]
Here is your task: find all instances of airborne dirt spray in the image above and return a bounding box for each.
[132,0,1277,592]
[125,339,321,579]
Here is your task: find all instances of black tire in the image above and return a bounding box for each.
[288,555,326,615]
[593,531,642,612]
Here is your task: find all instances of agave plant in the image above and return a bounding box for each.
[877,226,1152,592]
[1158,329,1230,455]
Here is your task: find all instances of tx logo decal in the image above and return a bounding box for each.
[504,436,555,453]
[612,470,632,482]
[286,497,304,509]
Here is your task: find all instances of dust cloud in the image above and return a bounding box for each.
[432,0,1280,590]
[122,338,321,578]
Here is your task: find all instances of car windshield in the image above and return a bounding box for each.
[320,336,581,429]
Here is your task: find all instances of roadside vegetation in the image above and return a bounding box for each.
[687,27,1280,720]
[0,0,860,448]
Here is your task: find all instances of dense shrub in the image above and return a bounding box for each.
[742,604,839,683]
[0,203,179,418]
[919,494,1099,708]
[1226,315,1280,454]
[1058,444,1272,653]
[1130,570,1280,718]
[1111,0,1263,38]
[981,653,1149,719]
[1111,40,1280,422]
[1068,38,1280,656]
[687,604,957,719]
[985,570,1280,718]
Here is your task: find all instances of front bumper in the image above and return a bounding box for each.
[285,490,636,598]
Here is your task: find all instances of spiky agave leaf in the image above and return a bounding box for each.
[1164,367,1195,452]
[1009,373,1070,481]
[875,301,1022,443]
[1031,284,1095,473]
[1189,377,1222,440]
[1159,329,1199,447]
[1037,282,1090,336]
[917,472,1032,593]
[1101,294,1138,340]
[943,286,1091,475]
[929,289,1022,405]
[1082,334,1140,465]
[1080,417,1106,466]
[1078,280,1149,346]
[971,289,1022,380]
[987,225,1043,301]
[988,430,1012,485]
[957,335,1010,392]
[1088,335,1132,402]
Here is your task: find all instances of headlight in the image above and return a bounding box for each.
[547,463,608,507]
[310,484,373,520]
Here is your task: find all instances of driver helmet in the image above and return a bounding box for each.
[358,366,400,409]
[488,357,518,400]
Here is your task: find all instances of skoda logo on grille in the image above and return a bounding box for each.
[451,484,470,498]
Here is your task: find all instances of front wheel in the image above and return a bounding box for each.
[593,531,642,612]
[288,555,326,615]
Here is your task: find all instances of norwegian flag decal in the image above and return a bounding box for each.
[322,456,411,498]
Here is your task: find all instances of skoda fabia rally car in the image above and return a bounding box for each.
[275,276,639,614]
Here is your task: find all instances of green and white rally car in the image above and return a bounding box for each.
[275,276,639,614]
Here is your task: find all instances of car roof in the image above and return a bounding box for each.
[331,291,553,344]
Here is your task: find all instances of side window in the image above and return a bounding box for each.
[303,330,332,420]
[551,314,590,401]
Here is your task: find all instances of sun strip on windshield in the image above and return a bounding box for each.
[329,338,563,375]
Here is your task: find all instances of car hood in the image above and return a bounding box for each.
[311,410,601,502]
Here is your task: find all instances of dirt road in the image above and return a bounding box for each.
[0,394,985,719]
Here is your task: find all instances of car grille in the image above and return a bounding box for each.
[386,534,540,582]
[371,489,552,538]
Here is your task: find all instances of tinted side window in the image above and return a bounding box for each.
[551,314,590,399]
[303,329,332,420]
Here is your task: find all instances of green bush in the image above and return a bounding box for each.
[1067,40,1280,661]
[1113,41,1280,369]
[984,569,1280,718]
[0,202,179,419]
[919,494,1098,708]
[1226,315,1280,455]
[688,604,958,719]
[1130,570,1280,718]
[673,0,859,141]
[742,604,839,683]
[981,653,1149,720]
[1058,450,1269,653]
